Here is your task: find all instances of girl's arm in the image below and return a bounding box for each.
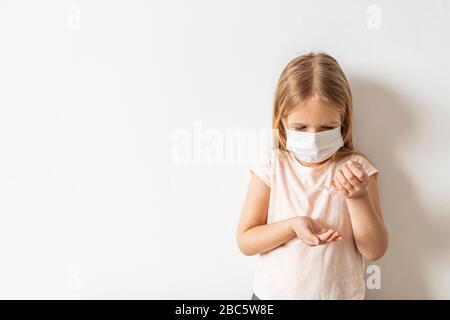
[237,173,341,255]
[346,175,388,260]
[236,173,296,256]
[334,161,389,261]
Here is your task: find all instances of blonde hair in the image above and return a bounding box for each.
[272,52,362,161]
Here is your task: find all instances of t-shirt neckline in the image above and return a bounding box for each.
[286,150,335,171]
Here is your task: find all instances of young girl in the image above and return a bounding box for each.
[237,52,388,300]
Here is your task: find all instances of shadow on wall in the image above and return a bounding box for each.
[350,76,447,299]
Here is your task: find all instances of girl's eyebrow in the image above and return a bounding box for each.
[290,122,340,126]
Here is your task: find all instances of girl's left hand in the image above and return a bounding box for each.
[333,160,370,199]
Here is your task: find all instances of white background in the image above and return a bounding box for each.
[0,0,449,299]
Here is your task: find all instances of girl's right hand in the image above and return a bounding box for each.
[289,216,343,246]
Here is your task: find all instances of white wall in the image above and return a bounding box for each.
[0,0,449,299]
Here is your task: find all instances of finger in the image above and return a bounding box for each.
[335,170,353,193]
[317,227,327,234]
[346,161,368,182]
[317,229,335,243]
[300,227,321,246]
[294,231,317,246]
[326,231,338,242]
[304,235,320,246]
[333,176,349,197]
[327,231,342,242]
[333,176,342,190]
[341,165,360,189]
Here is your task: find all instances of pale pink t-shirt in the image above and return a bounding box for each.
[250,149,379,300]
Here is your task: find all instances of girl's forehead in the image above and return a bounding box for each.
[286,101,341,124]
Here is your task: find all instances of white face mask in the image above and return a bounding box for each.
[285,126,344,163]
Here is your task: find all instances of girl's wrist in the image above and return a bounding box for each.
[288,216,301,232]
[345,190,370,202]
[288,216,297,230]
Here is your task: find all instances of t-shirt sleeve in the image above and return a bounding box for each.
[351,154,379,178]
[249,150,272,187]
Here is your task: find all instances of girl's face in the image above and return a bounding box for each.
[283,96,342,166]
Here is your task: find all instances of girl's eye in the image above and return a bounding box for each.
[291,126,336,131]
